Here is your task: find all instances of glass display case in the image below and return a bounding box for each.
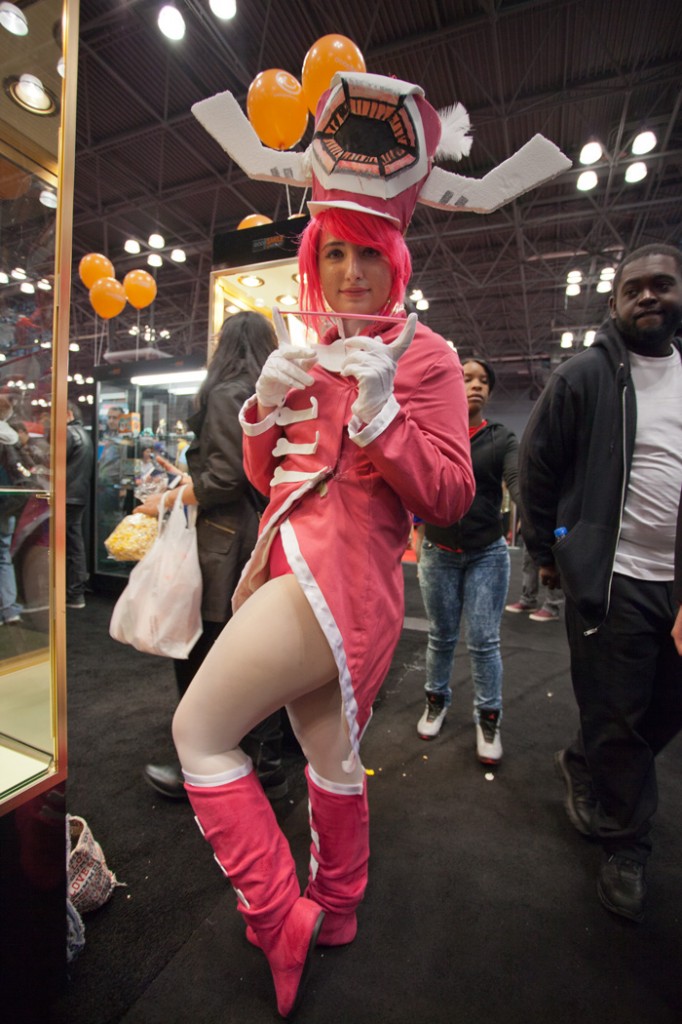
[0,0,77,811]
[92,356,205,577]
[209,215,310,346]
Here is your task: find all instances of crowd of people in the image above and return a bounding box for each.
[37,69,678,1021]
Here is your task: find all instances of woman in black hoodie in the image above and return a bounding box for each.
[415,358,519,762]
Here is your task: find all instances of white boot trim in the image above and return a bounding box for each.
[182,756,253,787]
[308,763,365,796]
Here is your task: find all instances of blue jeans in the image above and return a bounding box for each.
[0,514,21,622]
[418,536,510,721]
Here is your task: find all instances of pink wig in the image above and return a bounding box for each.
[297,209,412,334]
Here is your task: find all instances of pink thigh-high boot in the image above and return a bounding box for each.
[246,764,369,949]
[185,763,324,1018]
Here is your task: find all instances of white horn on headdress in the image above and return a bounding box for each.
[191,90,312,188]
[418,134,571,215]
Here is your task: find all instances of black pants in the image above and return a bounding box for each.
[564,573,682,861]
[65,503,88,601]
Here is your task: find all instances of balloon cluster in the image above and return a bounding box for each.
[246,34,365,152]
[79,253,158,319]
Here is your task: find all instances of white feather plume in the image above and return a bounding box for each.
[435,102,473,161]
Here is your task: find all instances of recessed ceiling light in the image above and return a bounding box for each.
[5,73,57,115]
[0,3,28,36]
[238,274,264,288]
[276,294,297,306]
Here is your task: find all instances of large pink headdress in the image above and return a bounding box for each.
[192,72,570,231]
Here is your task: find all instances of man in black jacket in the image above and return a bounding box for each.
[66,402,94,609]
[519,244,682,922]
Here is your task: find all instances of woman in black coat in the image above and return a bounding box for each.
[140,312,285,798]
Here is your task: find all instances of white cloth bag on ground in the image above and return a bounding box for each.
[110,487,203,658]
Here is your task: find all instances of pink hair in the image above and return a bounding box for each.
[297,209,412,335]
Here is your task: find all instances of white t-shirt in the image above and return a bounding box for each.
[613,348,682,580]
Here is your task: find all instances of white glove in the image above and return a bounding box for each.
[255,308,317,409]
[340,313,417,423]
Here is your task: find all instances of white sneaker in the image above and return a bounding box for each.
[417,695,447,740]
[476,711,502,764]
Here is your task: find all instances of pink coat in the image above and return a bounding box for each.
[236,317,474,766]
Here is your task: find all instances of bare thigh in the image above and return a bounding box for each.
[173,574,338,766]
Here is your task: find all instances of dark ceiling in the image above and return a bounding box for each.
[71,0,682,396]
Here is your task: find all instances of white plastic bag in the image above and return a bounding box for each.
[109,487,203,658]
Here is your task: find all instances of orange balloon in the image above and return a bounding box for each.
[301,35,366,115]
[238,214,273,230]
[123,269,157,310]
[247,69,309,150]
[89,277,126,319]
[79,252,115,289]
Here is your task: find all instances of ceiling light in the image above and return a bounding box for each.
[225,304,240,314]
[292,273,301,285]
[170,248,186,262]
[124,239,141,254]
[20,281,35,294]
[11,267,26,279]
[254,298,265,307]
[565,284,581,297]
[148,232,165,249]
[39,188,57,208]
[560,332,574,347]
[579,141,602,165]
[415,298,430,311]
[596,280,612,293]
[576,170,598,192]
[57,57,65,78]
[0,272,8,284]
[131,370,207,386]
[158,5,185,41]
[566,270,582,284]
[209,0,237,19]
[0,3,28,36]
[238,274,264,288]
[7,73,55,114]
[625,161,647,184]
[147,253,163,268]
[631,130,656,156]
[69,342,80,352]
[37,279,51,290]
[600,266,615,280]
[410,289,423,302]
[583,330,596,346]
[276,294,298,306]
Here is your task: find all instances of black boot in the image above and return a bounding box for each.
[241,711,289,801]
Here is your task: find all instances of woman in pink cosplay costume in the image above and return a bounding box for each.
[178,72,570,1017]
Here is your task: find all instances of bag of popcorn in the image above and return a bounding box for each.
[105,512,159,562]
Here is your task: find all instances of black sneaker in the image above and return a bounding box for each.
[554,749,596,836]
[598,854,646,922]
[417,693,447,739]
